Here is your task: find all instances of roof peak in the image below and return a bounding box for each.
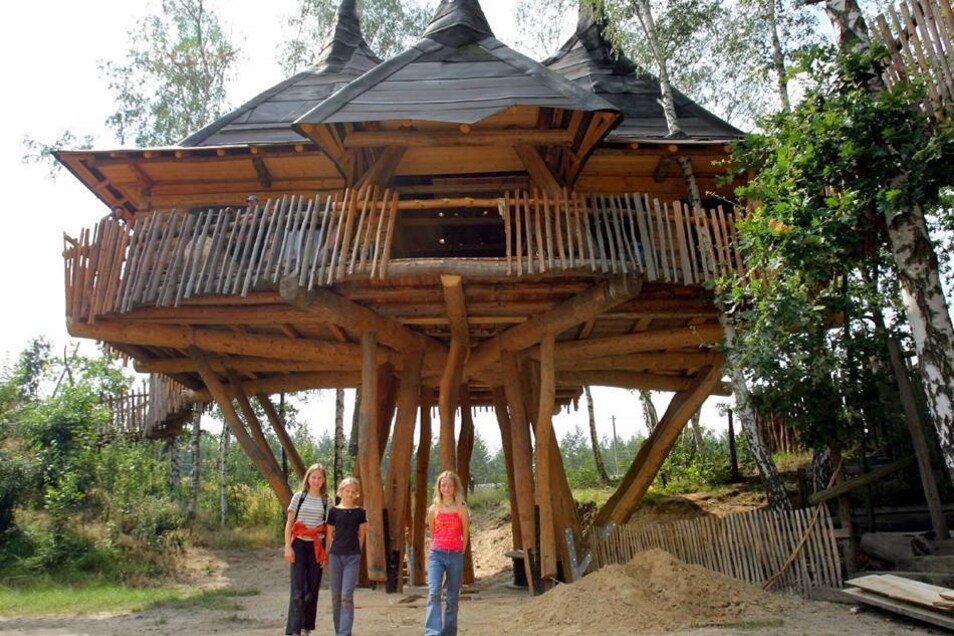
[422,0,494,47]
[313,0,381,73]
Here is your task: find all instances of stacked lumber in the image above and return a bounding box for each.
[845,573,954,630]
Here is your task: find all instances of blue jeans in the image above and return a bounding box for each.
[328,553,361,636]
[424,549,464,636]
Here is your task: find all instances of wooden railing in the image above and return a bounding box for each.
[64,189,742,322]
[589,506,843,595]
[876,0,953,120]
[499,190,741,284]
[100,374,194,440]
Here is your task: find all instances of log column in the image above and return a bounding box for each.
[359,333,387,581]
[385,355,422,592]
[438,274,469,470]
[411,390,434,586]
[456,385,475,584]
[501,350,537,594]
[492,387,522,552]
[535,335,558,581]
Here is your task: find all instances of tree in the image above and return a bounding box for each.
[584,386,611,485]
[279,0,432,75]
[100,0,239,146]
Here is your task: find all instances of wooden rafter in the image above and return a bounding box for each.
[515,145,564,194]
[258,394,306,480]
[438,274,469,471]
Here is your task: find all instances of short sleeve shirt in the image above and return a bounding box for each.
[288,492,327,539]
[327,507,367,555]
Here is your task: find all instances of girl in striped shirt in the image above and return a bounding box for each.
[283,463,329,636]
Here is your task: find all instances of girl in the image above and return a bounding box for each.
[326,477,367,636]
[284,463,329,636]
[424,470,470,636]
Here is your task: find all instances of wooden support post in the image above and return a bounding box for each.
[501,351,537,595]
[385,355,422,593]
[258,394,306,480]
[411,390,433,586]
[595,363,724,527]
[535,335,558,581]
[359,333,387,581]
[492,387,522,551]
[439,274,469,471]
[376,363,397,462]
[190,347,292,507]
[228,371,285,481]
[457,385,476,585]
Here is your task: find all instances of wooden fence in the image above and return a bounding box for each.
[64,189,742,322]
[589,506,843,595]
[876,0,954,119]
[100,374,194,440]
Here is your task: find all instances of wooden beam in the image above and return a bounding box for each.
[229,370,285,481]
[532,350,720,371]
[279,279,446,364]
[439,274,469,471]
[554,324,724,362]
[595,363,725,527]
[515,145,563,194]
[809,457,915,505]
[536,335,558,580]
[457,385,476,585]
[258,394,306,480]
[492,387,522,552]
[466,277,642,374]
[411,390,433,586]
[343,129,574,148]
[357,146,406,188]
[359,333,387,582]
[252,157,273,188]
[190,347,292,507]
[384,354,422,593]
[136,356,363,375]
[188,371,361,402]
[557,370,723,394]
[501,350,537,595]
[67,318,383,366]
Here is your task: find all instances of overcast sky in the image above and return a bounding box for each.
[0,0,733,449]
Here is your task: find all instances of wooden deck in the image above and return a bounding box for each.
[100,374,195,440]
[64,189,742,323]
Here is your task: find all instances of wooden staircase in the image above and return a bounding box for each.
[100,374,195,440]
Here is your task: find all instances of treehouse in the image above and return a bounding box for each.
[57,0,745,592]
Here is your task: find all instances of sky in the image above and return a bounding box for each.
[0,0,734,451]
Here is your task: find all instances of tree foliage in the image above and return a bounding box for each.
[100,0,239,146]
[279,0,433,75]
[722,45,954,450]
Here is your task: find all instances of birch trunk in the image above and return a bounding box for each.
[821,0,954,481]
[767,0,791,112]
[186,407,202,526]
[167,437,180,499]
[639,390,659,432]
[219,426,230,527]
[584,386,611,485]
[334,387,345,490]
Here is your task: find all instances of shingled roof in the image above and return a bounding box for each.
[181,0,381,147]
[544,4,743,142]
[294,0,619,127]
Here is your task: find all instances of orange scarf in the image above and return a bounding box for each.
[291,521,328,566]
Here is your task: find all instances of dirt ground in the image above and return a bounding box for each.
[0,532,949,636]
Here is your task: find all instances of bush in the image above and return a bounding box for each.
[0,450,32,535]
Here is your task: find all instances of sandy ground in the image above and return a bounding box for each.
[0,538,949,636]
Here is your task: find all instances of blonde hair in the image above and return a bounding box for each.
[300,463,328,497]
[431,470,465,507]
[337,476,361,498]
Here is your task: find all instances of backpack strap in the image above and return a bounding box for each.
[294,492,307,521]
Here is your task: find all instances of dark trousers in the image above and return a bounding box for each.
[286,538,323,635]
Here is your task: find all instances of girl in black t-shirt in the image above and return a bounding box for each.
[326,477,367,636]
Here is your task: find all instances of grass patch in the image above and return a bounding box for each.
[0,582,259,617]
[193,525,279,549]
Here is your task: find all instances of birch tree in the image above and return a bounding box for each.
[584,386,611,485]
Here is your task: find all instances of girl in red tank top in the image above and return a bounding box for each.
[424,470,470,636]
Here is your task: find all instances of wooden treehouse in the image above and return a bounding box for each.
[57,0,744,592]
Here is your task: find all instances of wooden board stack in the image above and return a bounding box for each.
[845,573,954,630]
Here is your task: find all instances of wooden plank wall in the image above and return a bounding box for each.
[589,506,843,596]
[876,0,953,120]
[499,190,742,284]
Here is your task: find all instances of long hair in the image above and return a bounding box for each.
[337,476,361,499]
[431,470,465,507]
[300,463,328,497]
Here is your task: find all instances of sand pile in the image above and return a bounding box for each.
[517,548,791,633]
[470,518,514,578]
